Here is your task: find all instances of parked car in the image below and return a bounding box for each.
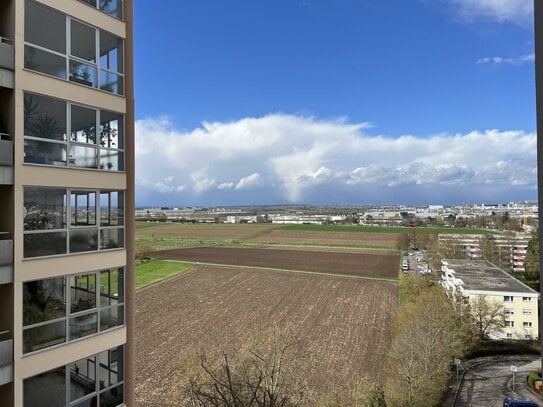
[503,397,538,407]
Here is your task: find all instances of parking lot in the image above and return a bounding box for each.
[402,250,431,275]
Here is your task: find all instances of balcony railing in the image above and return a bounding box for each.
[0,332,13,386]
[0,37,14,89]
[0,238,13,284]
[0,136,13,185]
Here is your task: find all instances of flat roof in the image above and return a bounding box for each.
[443,259,537,294]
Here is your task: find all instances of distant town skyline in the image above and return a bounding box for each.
[134,0,536,206]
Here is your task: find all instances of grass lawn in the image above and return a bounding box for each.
[280,224,497,235]
[136,259,195,289]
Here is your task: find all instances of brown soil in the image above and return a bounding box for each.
[135,266,398,406]
[152,247,400,279]
[249,229,401,247]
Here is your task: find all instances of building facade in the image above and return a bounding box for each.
[438,233,532,272]
[441,259,539,340]
[0,0,134,405]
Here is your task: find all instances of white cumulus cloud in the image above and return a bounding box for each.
[135,114,536,205]
[477,53,534,65]
[442,0,533,25]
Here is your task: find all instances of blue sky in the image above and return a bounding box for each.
[134,0,536,207]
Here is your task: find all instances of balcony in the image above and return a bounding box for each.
[0,134,12,185]
[0,238,12,285]
[0,332,12,386]
[0,37,14,89]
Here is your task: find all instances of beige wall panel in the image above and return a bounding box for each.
[17,249,127,281]
[19,70,127,114]
[18,165,126,189]
[32,0,126,38]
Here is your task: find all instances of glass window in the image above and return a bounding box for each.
[70,274,97,313]
[100,0,123,19]
[70,356,96,402]
[24,139,66,166]
[99,70,123,94]
[24,94,67,142]
[99,346,123,388]
[23,320,67,353]
[100,228,124,250]
[25,0,66,53]
[69,60,98,88]
[100,305,124,331]
[24,345,124,407]
[100,269,124,306]
[70,313,98,340]
[71,20,96,63]
[24,231,68,258]
[100,110,124,149]
[71,105,97,144]
[24,45,66,79]
[100,149,124,171]
[24,188,67,230]
[100,191,124,226]
[71,191,97,226]
[23,278,66,326]
[99,30,123,73]
[70,229,99,253]
[69,145,98,168]
[24,367,66,407]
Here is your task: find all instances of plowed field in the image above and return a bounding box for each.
[135,266,398,406]
[249,229,401,247]
[152,247,399,279]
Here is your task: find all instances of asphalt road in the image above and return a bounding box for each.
[451,356,543,407]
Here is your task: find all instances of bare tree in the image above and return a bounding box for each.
[173,330,308,407]
[465,295,506,340]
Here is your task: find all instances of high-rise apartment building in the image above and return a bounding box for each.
[0,0,134,405]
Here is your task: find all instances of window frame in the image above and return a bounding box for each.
[24,0,125,95]
[23,269,125,355]
[23,345,125,407]
[77,0,124,20]
[23,187,125,259]
[24,92,125,171]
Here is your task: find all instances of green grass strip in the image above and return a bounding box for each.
[280,224,497,235]
[136,259,195,289]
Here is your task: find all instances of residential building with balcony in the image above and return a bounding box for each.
[441,259,539,340]
[0,0,134,405]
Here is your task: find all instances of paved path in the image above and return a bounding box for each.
[447,356,543,407]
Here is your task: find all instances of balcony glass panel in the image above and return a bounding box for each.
[100,110,124,149]
[24,187,67,230]
[24,232,67,257]
[70,274,97,313]
[99,150,123,171]
[100,305,123,331]
[71,20,96,63]
[69,145,98,169]
[100,228,123,249]
[23,277,66,326]
[71,191,97,227]
[24,139,66,166]
[99,30,123,73]
[100,0,123,19]
[99,346,122,387]
[70,228,98,253]
[100,191,124,226]
[69,313,98,340]
[24,45,66,79]
[99,70,123,95]
[25,0,66,53]
[24,93,67,141]
[100,269,124,306]
[99,385,123,407]
[24,367,66,407]
[23,320,66,353]
[69,60,98,88]
[71,105,98,144]
[70,355,96,402]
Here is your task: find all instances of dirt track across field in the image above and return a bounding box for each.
[135,266,399,406]
[152,247,400,279]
